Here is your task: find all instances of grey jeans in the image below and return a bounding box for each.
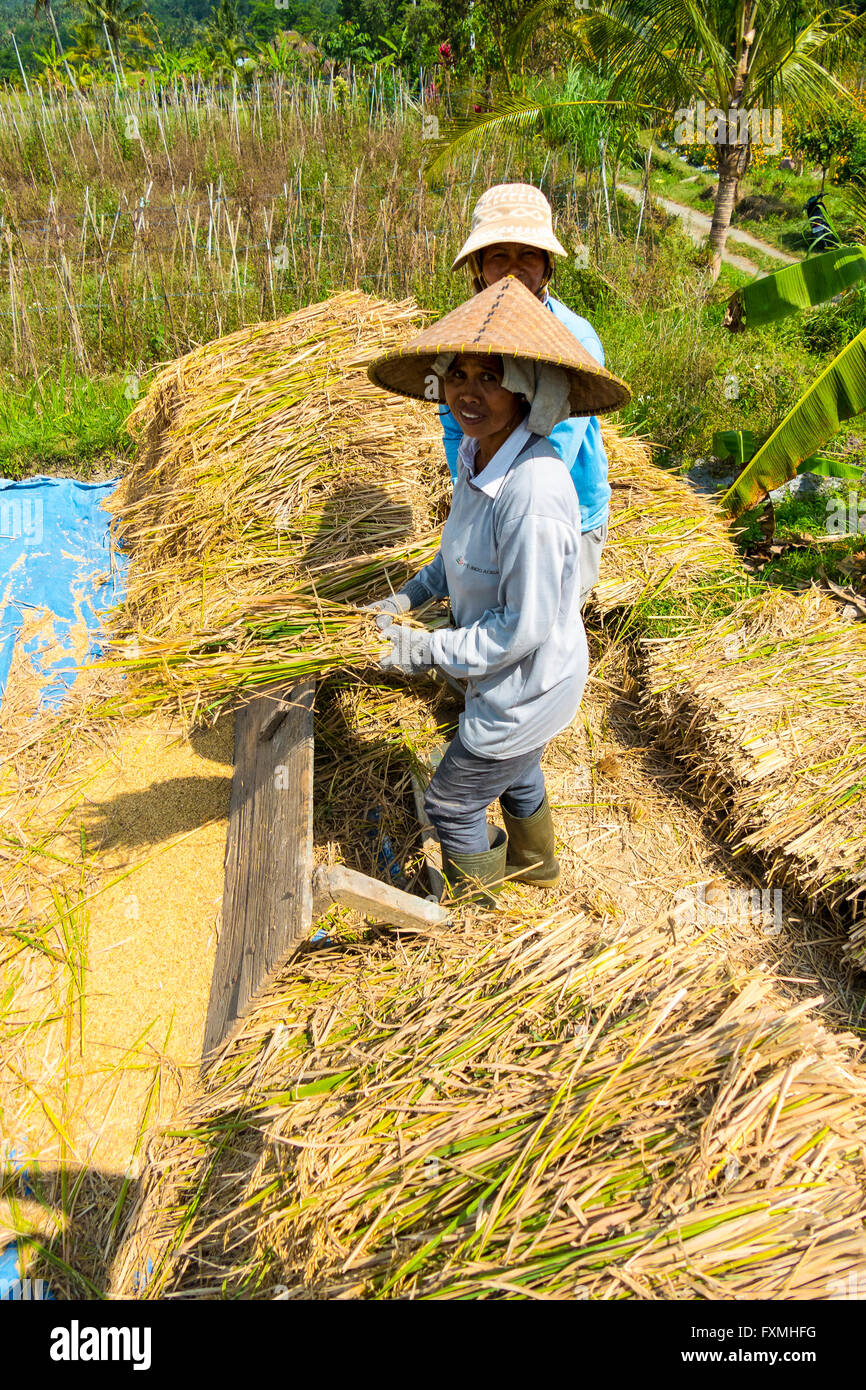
[579,521,608,609]
[424,731,547,856]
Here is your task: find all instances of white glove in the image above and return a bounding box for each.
[378,626,434,675]
[362,591,413,631]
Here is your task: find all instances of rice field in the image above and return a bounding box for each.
[0,69,603,386]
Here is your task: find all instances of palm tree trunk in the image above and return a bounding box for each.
[708,144,745,282]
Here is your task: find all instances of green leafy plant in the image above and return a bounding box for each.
[725,246,866,331]
[719,327,866,513]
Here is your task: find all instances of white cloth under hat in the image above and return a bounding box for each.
[431,350,571,437]
[452,183,568,273]
[501,358,571,437]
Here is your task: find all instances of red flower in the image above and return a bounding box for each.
[438,41,453,65]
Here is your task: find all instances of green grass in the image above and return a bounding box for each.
[0,365,135,481]
[734,482,866,587]
[733,243,794,275]
[756,540,865,588]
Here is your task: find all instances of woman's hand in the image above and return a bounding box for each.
[362,592,413,630]
[378,626,434,675]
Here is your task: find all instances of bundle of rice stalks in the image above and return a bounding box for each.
[112,902,866,1301]
[313,670,457,886]
[102,292,448,720]
[642,588,866,960]
[596,430,740,620]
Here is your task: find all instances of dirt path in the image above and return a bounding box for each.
[619,182,799,275]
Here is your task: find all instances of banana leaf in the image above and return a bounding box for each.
[726,245,866,329]
[797,454,864,479]
[719,326,866,516]
[712,429,756,464]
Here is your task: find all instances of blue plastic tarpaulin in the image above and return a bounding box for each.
[0,475,126,711]
[0,1149,55,1299]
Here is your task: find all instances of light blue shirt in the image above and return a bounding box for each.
[438,293,611,531]
[403,422,588,759]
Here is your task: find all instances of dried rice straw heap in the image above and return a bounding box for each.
[113,899,866,1300]
[103,292,448,721]
[642,588,866,960]
[102,289,698,722]
[595,431,739,617]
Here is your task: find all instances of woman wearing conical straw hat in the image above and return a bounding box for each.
[365,276,630,903]
[445,182,610,610]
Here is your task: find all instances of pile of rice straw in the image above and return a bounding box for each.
[102,292,448,721]
[112,897,866,1300]
[594,434,739,617]
[101,290,721,723]
[642,588,866,959]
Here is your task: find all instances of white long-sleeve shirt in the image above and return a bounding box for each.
[404,423,588,759]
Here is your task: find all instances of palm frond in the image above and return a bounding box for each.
[423,97,664,180]
[843,177,866,232]
[505,0,561,68]
[570,1,856,119]
[577,2,718,106]
[807,6,866,75]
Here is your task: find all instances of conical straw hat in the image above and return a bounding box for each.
[367,277,631,415]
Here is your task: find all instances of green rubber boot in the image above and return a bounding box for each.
[441,825,508,906]
[501,795,560,887]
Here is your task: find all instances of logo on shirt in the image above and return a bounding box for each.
[455,553,497,575]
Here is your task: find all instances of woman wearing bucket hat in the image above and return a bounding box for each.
[444,182,610,609]
[364,276,630,903]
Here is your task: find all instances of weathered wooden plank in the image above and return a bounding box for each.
[312,863,450,931]
[237,679,315,1014]
[202,679,315,1062]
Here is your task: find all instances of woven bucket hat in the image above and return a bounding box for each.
[367,276,631,416]
[452,183,568,272]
